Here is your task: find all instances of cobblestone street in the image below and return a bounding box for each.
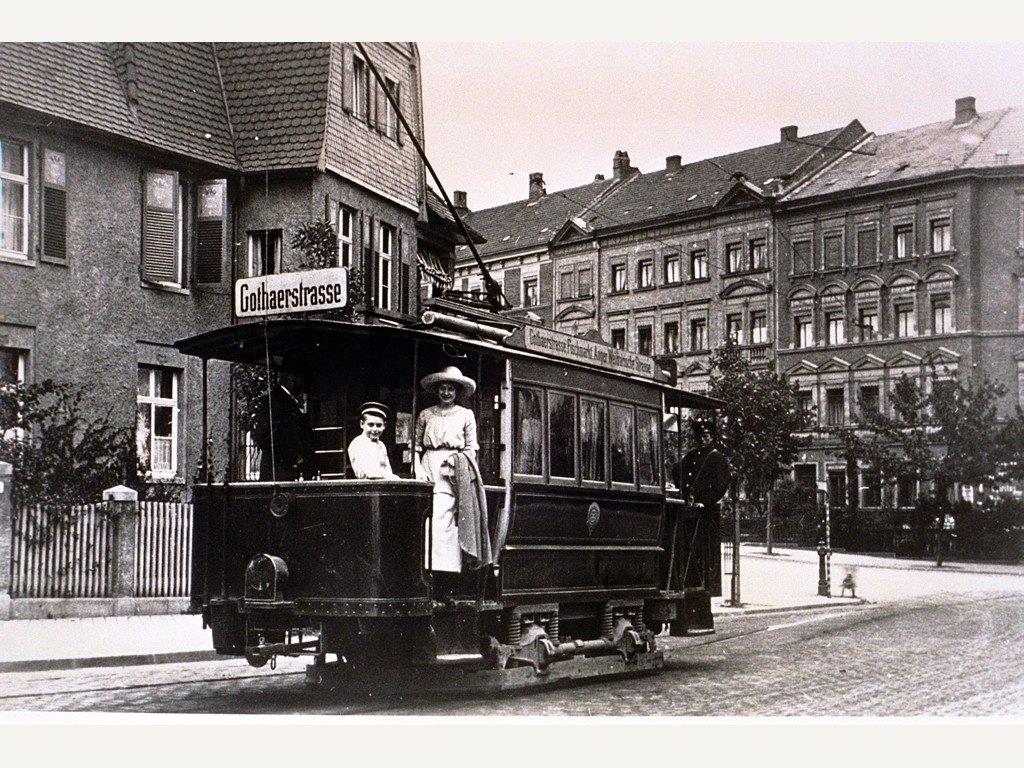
[3,591,1022,716]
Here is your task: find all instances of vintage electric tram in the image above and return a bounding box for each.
[176,311,727,689]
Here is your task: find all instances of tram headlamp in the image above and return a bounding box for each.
[245,554,288,602]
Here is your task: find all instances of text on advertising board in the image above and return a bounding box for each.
[510,325,656,379]
[234,267,348,318]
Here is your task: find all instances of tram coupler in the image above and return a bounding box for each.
[244,637,321,668]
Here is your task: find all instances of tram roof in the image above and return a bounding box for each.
[175,319,722,410]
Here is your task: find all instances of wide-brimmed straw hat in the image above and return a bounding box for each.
[420,366,476,396]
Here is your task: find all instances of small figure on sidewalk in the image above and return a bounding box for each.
[840,569,857,598]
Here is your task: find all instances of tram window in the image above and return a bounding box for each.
[580,398,607,482]
[610,403,635,485]
[548,391,577,479]
[637,408,661,487]
[514,387,544,476]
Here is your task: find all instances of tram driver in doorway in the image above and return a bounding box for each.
[415,366,491,589]
[347,402,400,480]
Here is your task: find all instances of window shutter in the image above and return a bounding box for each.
[340,47,351,113]
[394,82,403,144]
[195,179,226,284]
[142,170,179,284]
[41,149,67,261]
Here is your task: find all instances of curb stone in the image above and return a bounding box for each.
[0,649,222,674]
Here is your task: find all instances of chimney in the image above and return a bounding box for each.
[780,125,798,142]
[594,173,605,182]
[613,150,633,180]
[666,155,682,172]
[529,172,546,202]
[453,190,468,214]
[954,96,978,125]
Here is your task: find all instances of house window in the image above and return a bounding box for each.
[826,387,845,426]
[749,238,767,270]
[247,229,282,277]
[0,138,29,257]
[895,302,916,337]
[137,365,180,479]
[931,294,952,334]
[827,468,847,508]
[637,259,653,288]
[142,170,184,285]
[893,223,913,260]
[578,267,592,297]
[823,233,843,269]
[377,222,395,310]
[611,328,626,350]
[726,242,743,273]
[796,389,813,415]
[794,316,813,348]
[856,227,878,264]
[897,475,917,508]
[523,276,539,307]
[611,263,627,292]
[750,310,768,345]
[792,239,812,274]
[930,218,952,253]
[859,384,880,417]
[860,470,882,508]
[352,55,369,118]
[663,321,679,353]
[664,253,681,284]
[690,317,707,351]
[826,311,845,345]
[637,325,653,356]
[559,271,574,298]
[1,347,27,433]
[725,313,744,344]
[690,249,708,280]
[384,77,399,139]
[338,206,355,268]
[794,463,817,487]
[858,307,878,341]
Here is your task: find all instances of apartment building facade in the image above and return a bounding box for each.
[456,124,867,392]
[0,42,459,494]
[776,97,1024,509]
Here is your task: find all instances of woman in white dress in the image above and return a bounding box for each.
[415,366,478,574]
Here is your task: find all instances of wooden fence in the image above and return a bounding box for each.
[134,501,193,598]
[10,503,114,598]
[9,500,193,600]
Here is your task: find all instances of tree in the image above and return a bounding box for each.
[703,340,813,540]
[289,219,367,319]
[831,370,1024,563]
[0,378,171,507]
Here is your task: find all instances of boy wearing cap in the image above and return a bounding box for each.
[347,402,399,480]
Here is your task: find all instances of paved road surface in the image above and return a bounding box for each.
[2,591,1022,716]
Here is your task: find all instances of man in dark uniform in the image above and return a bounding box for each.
[255,370,316,481]
[678,419,731,508]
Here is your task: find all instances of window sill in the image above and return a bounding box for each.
[634,285,656,293]
[725,267,770,278]
[928,249,957,258]
[39,255,69,268]
[685,277,710,285]
[790,271,813,279]
[608,290,629,297]
[662,280,683,288]
[141,280,190,296]
[820,267,844,275]
[0,253,36,268]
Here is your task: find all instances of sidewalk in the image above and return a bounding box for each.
[4,547,1023,672]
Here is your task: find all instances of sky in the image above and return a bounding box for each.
[419,42,1024,211]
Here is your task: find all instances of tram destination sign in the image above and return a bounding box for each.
[508,325,657,379]
[234,267,348,318]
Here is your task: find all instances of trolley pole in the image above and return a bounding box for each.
[730,476,741,606]
[816,482,831,597]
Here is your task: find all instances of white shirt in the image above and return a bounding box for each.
[347,434,397,479]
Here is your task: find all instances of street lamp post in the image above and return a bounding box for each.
[816,482,832,598]
[730,475,741,606]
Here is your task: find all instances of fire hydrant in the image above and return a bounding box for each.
[817,541,831,597]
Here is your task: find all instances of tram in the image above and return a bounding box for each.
[176,310,728,690]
